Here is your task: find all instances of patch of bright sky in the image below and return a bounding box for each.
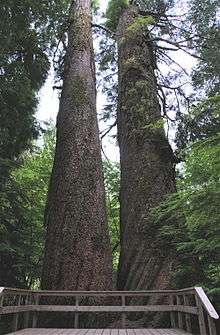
[36,0,196,161]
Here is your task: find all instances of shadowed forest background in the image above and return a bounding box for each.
[0,0,220,330]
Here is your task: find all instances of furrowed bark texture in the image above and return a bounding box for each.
[42,0,112,292]
[117,6,177,294]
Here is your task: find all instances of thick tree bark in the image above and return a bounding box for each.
[116,5,177,294]
[42,0,112,292]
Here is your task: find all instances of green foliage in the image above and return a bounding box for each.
[91,0,100,12]
[0,0,69,160]
[0,126,55,288]
[176,94,220,151]
[103,160,120,271]
[0,126,121,286]
[149,134,220,309]
[105,0,129,31]
[137,0,174,13]
[176,0,220,152]
[0,0,69,288]
[142,119,164,131]
[122,56,138,69]
[126,15,155,34]
[187,0,220,94]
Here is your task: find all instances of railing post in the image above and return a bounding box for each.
[183,294,192,333]
[121,295,126,328]
[0,294,3,322]
[74,296,79,328]
[170,295,176,329]
[195,295,208,335]
[32,294,39,328]
[23,294,30,329]
[177,295,183,329]
[12,295,21,332]
[208,316,217,335]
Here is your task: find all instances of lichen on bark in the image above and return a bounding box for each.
[71,75,88,106]
[42,0,113,309]
[116,5,178,312]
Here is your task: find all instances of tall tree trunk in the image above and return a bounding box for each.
[42,0,112,292]
[116,5,177,293]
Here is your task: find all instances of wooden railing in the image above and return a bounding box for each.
[0,287,219,334]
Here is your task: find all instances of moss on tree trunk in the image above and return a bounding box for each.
[116,5,178,298]
[42,0,112,294]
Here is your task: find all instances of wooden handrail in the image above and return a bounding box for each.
[0,286,219,335]
[195,287,219,319]
[0,304,198,314]
[0,286,218,319]
[0,287,195,296]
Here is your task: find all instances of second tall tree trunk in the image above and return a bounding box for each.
[42,0,112,292]
[117,5,177,293]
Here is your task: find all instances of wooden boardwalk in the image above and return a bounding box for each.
[1,287,219,335]
[7,329,192,335]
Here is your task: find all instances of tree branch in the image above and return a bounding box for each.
[112,241,120,254]
[92,23,116,38]
[157,49,189,76]
[100,121,117,140]
[153,37,204,60]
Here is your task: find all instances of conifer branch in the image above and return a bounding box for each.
[92,23,116,38]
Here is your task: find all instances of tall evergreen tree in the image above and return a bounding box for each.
[42,0,113,291]
[115,3,178,293]
[101,0,219,299]
[0,0,68,287]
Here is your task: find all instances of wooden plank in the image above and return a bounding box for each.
[5,330,194,335]
[121,295,126,328]
[63,330,88,335]
[23,289,195,297]
[126,329,135,335]
[162,330,180,335]
[155,330,171,335]
[195,294,208,335]
[12,295,21,331]
[169,296,176,329]
[32,295,39,328]
[62,329,82,335]
[142,329,156,335]
[0,291,4,322]
[8,329,90,335]
[208,315,217,335]
[33,305,198,314]
[137,330,158,335]
[82,330,93,335]
[0,287,31,295]
[133,330,147,335]
[0,305,35,314]
[72,329,91,335]
[0,287,197,299]
[33,288,194,295]
[68,330,86,335]
[0,303,198,316]
[176,296,183,329]
[95,329,104,335]
[103,329,111,335]
[5,329,35,335]
[0,287,5,296]
[23,295,31,329]
[74,296,79,329]
[183,295,192,333]
[195,287,219,319]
